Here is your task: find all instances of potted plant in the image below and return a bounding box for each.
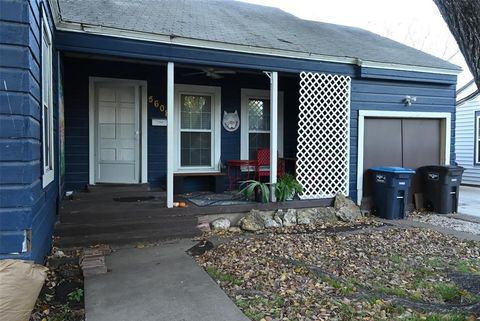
[239,180,271,203]
[275,174,303,201]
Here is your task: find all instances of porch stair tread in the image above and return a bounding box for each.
[55,219,201,248]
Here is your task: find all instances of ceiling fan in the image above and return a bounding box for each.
[182,67,236,79]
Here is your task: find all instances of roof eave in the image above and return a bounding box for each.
[49,1,462,76]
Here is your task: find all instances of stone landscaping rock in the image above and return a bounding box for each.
[315,207,338,224]
[211,218,231,230]
[334,193,362,222]
[297,208,316,225]
[282,209,297,227]
[296,207,338,225]
[240,210,265,231]
[228,227,242,233]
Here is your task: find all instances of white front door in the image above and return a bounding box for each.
[95,83,140,183]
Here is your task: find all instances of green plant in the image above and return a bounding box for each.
[275,174,303,201]
[206,266,243,285]
[67,288,84,302]
[239,180,271,203]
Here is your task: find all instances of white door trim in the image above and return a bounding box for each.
[89,77,148,185]
[357,110,451,205]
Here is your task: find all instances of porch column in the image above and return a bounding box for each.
[166,62,175,208]
[269,71,278,202]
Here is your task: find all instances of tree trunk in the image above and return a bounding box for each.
[433,0,480,89]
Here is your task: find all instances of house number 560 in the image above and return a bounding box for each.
[148,95,167,113]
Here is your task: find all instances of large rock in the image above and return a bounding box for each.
[240,210,265,231]
[315,207,338,224]
[334,193,362,222]
[296,207,338,225]
[258,210,282,229]
[282,209,297,227]
[296,208,316,225]
[211,218,231,230]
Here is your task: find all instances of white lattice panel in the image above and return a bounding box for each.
[296,72,351,199]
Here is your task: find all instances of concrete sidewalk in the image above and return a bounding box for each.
[85,239,250,321]
[458,185,480,218]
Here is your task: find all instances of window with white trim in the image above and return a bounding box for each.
[175,85,221,171]
[41,9,54,188]
[475,112,480,165]
[240,89,284,160]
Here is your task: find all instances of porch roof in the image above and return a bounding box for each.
[54,0,460,74]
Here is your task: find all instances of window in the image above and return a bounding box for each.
[180,95,212,166]
[41,9,54,188]
[475,111,480,165]
[175,85,221,171]
[240,89,284,160]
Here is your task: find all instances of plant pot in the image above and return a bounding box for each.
[254,186,264,202]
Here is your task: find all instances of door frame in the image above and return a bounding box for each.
[88,77,148,185]
[356,110,451,205]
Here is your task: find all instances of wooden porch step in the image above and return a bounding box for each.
[54,217,201,248]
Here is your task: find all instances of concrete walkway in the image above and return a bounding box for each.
[85,239,250,321]
[458,185,480,218]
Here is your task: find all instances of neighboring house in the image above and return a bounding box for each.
[455,80,480,186]
[0,0,461,262]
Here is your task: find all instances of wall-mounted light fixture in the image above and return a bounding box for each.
[403,95,417,106]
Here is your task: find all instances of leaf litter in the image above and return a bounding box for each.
[196,225,480,320]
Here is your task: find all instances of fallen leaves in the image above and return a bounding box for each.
[196,225,480,320]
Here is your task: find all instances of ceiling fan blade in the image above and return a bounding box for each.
[182,72,206,77]
[214,70,236,74]
[210,73,223,79]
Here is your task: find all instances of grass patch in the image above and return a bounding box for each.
[317,274,355,295]
[404,313,468,321]
[425,257,448,269]
[205,266,243,286]
[457,258,480,274]
[375,286,408,298]
[432,283,462,302]
[235,295,284,320]
[389,254,404,264]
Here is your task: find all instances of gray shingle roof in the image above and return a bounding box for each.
[57,0,461,71]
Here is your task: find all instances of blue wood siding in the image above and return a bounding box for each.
[0,0,58,262]
[349,78,457,200]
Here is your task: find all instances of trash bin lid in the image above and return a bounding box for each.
[420,165,464,173]
[369,166,416,174]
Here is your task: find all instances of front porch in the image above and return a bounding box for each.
[61,55,352,203]
[55,184,332,248]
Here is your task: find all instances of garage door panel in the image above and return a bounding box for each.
[363,118,403,196]
[402,119,441,202]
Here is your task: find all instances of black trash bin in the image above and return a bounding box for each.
[419,165,464,214]
[369,167,416,219]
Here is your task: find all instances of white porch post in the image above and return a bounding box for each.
[269,71,278,202]
[166,62,175,208]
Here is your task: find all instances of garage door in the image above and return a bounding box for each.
[363,118,441,203]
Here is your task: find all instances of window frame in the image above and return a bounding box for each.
[240,88,284,160]
[174,84,221,172]
[41,7,54,188]
[475,111,480,166]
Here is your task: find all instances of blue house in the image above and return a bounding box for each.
[0,0,460,262]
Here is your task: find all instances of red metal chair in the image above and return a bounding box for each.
[254,148,285,180]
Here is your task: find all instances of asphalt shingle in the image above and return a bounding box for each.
[57,0,460,71]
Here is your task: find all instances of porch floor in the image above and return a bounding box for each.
[55,184,332,248]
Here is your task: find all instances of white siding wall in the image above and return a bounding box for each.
[455,96,480,186]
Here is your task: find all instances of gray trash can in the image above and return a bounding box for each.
[419,165,464,214]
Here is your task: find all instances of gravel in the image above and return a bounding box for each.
[411,214,480,235]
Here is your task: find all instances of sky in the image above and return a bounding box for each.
[239,0,472,88]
